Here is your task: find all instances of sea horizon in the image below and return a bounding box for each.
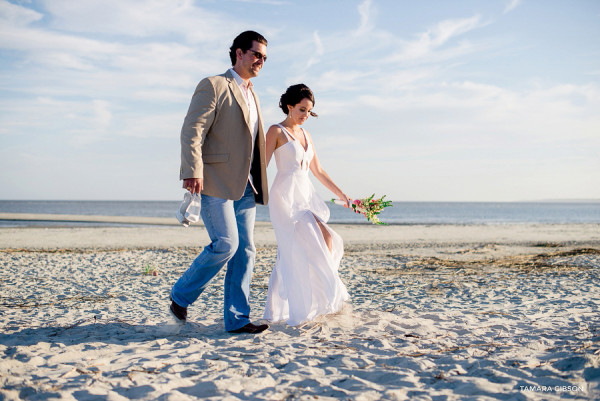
[2,198,599,203]
[1,199,600,227]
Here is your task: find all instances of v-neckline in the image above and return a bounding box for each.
[280,124,309,153]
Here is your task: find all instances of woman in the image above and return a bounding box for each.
[262,84,351,326]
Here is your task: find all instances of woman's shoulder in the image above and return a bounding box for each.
[267,123,284,135]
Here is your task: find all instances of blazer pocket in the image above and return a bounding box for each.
[203,153,230,163]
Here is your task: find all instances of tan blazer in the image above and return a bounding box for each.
[180,70,269,205]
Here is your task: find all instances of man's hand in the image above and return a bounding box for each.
[183,178,203,194]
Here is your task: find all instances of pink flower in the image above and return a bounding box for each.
[331,194,392,225]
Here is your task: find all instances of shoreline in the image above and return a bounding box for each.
[1,220,599,261]
[0,212,177,226]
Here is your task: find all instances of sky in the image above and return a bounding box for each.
[1,0,599,202]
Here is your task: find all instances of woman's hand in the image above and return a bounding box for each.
[339,193,352,208]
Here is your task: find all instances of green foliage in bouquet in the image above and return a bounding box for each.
[331,194,393,225]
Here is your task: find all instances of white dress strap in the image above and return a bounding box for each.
[277,124,295,142]
[300,128,310,148]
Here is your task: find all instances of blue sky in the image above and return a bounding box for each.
[1,0,599,201]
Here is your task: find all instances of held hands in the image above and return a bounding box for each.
[183,178,203,194]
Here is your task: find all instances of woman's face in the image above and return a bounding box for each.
[288,98,314,125]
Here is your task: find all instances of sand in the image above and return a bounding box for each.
[1,217,599,400]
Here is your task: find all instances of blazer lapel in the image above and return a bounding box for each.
[226,71,252,133]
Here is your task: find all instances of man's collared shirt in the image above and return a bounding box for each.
[230,68,258,141]
[230,68,259,192]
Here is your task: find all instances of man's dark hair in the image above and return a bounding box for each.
[229,31,268,66]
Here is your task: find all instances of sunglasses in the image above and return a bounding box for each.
[248,49,267,62]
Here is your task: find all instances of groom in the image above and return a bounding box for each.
[170,31,270,334]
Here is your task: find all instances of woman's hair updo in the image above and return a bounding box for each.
[279,84,318,117]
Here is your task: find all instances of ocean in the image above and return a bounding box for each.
[1,200,599,227]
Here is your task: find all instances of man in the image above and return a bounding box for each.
[170,31,269,334]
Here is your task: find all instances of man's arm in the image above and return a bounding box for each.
[180,78,217,192]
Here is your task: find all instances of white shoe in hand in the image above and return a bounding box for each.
[176,192,201,226]
[185,194,201,223]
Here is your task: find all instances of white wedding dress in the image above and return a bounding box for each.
[263,124,349,326]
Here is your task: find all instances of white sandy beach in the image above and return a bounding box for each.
[1,217,599,400]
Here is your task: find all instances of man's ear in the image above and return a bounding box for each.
[235,48,244,64]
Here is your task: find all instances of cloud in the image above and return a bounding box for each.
[92,100,112,128]
[355,0,375,36]
[396,15,484,61]
[0,1,229,100]
[305,31,324,69]
[231,0,289,4]
[0,0,241,156]
[310,69,375,93]
[115,111,185,139]
[0,0,42,25]
[504,0,521,14]
[346,78,600,169]
[39,0,231,42]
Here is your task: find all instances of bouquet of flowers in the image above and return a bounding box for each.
[331,194,393,225]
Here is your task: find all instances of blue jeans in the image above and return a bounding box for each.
[171,183,257,331]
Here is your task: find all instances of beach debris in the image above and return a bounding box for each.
[143,263,159,276]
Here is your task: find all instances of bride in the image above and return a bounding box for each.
[262,84,351,326]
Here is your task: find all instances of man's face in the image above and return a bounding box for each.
[236,41,267,79]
